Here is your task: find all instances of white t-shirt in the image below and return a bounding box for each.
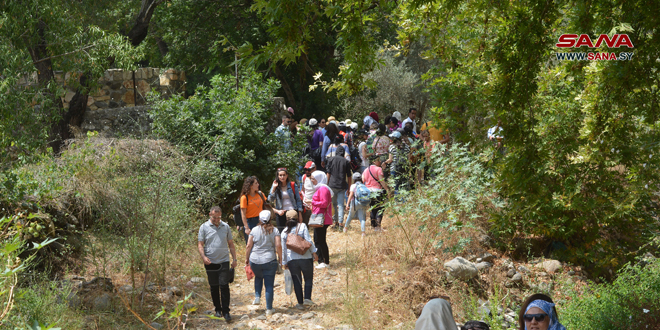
[402,117,417,133]
[359,141,369,167]
[281,189,293,210]
[349,183,357,193]
[303,176,315,202]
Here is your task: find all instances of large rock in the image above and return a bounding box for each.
[444,257,479,280]
[536,260,562,273]
[93,293,112,311]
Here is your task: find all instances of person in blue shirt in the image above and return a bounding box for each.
[274,115,292,150]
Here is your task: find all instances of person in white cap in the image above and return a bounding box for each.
[344,172,369,237]
[245,210,282,316]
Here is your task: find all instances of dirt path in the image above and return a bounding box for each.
[187,225,374,330]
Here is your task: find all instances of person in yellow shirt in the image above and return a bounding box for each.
[420,121,450,144]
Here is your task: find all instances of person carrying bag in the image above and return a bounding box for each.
[281,210,318,309]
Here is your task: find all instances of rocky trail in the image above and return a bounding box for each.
[179,227,365,330]
[66,216,594,330]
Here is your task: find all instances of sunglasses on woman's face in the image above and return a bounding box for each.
[523,313,547,322]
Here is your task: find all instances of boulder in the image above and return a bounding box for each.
[481,253,496,263]
[511,273,523,283]
[475,262,492,272]
[444,257,479,280]
[536,260,562,273]
[93,293,112,311]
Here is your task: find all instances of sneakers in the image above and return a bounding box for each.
[214,311,223,318]
[303,299,315,306]
[343,227,347,233]
[315,263,328,269]
[294,304,305,310]
[266,309,274,316]
[223,313,232,322]
[252,296,261,305]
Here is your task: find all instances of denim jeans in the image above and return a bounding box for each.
[240,216,260,245]
[250,260,278,310]
[331,188,347,225]
[345,200,367,232]
[287,258,314,305]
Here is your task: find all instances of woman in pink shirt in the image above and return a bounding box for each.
[309,171,333,268]
[362,156,391,231]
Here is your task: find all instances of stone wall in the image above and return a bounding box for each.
[81,106,151,137]
[17,67,185,111]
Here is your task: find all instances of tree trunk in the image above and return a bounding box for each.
[26,19,66,154]
[64,0,165,149]
[274,65,297,110]
[126,0,164,46]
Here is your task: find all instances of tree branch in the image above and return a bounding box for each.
[31,44,96,65]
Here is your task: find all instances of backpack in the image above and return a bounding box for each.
[349,146,362,170]
[354,182,371,206]
[233,198,242,226]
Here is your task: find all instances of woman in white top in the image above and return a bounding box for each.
[281,210,318,309]
[245,210,282,315]
[268,168,303,233]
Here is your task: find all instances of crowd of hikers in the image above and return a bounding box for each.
[196,108,558,329]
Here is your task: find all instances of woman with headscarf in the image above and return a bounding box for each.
[518,294,566,330]
[306,170,333,268]
[415,298,459,330]
[245,210,282,316]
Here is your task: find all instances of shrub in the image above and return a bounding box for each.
[149,69,307,208]
[562,258,660,329]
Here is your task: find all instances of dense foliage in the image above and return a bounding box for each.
[149,70,307,207]
[563,257,660,329]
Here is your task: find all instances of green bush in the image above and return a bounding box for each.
[149,69,307,207]
[562,258,660,329]
[4,274,84,330]
[384,142,500,262]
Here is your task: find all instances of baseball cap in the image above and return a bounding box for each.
[285,210,298,220]
[345,119,352,125]
[309,118,318,126]
[287,107,294,114]
[338,121,346,127]
[304,161,316,169]
[389,131,402,139]
[350,123,358,130]
[328,116,336,122]
[352,172,361,180]
[258,210,271,223]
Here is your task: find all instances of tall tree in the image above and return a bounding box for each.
[0,0,141,154]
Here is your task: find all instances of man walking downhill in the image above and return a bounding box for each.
[198,206,238,322]
[326,147,352,229]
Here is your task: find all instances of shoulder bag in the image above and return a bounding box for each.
[286,224,312,255]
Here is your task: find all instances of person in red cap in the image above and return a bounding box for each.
[369,112,379,123]
[299,161,316,224]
